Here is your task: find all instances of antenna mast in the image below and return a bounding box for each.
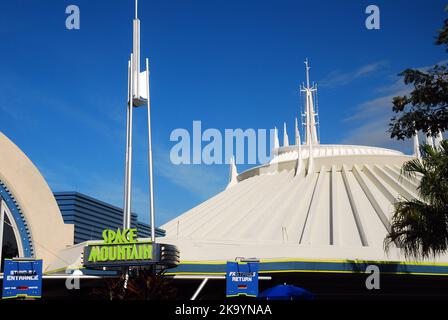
[300,59,319,146]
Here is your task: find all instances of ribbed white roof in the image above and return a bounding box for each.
[269,144,403,164]
[160,145,448,263]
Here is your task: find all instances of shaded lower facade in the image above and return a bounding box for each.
[173,272,448,300]
[2,272,448,300]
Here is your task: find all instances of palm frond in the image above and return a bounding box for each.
[385,199,448,259]
[389,139,448,258]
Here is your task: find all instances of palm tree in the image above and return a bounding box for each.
[385,140,448,259]
[90,269,177,300]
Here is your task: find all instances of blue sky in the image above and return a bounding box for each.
[0,0,446,226]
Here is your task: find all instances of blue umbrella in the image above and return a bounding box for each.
[258,284,315,300]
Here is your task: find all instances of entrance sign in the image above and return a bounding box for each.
[2,259,43,299]
[83,228,179,268]
[226,261,259,297]
[84,228,153,267]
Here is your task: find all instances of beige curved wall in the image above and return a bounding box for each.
[0,131,74,270]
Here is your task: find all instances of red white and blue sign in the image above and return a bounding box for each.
[226,261,259,297]
[2,259,43,299]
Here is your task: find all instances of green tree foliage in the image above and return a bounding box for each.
[389,10,448,140]
[385,141,448,259]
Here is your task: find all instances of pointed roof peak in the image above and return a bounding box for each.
[274,127,280,149]
[226,156,238,189]
[304,58,311,89]
[295,117,300,146]
[283,122,289,147]
[413,131,421,159]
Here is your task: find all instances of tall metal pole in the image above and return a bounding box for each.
[123,60,131,229]
[123,54,134,230]
[127,54,134,230]
[122,57,134,289]
[145,58,156,242]
[132,1,140,100]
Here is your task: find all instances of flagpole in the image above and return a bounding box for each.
[145,58,156,242]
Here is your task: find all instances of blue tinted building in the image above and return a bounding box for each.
[54,192,165,244]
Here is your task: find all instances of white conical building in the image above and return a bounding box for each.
[160,61,448,275]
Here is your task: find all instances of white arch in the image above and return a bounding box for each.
[0,131,74,271]
[0,199,24,258]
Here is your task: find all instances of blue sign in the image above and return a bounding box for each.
[226,261,259,297]
[2,259,43,299]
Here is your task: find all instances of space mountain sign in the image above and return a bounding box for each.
[83,228,179,268]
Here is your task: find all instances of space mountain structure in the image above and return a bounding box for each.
[160,60,448,279]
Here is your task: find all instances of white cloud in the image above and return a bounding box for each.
[341,115,412,153]
[0,73,123,141]
[340,59,448,152]
[155,153,226,199]
[343,88,410,123]
[320,61,388,88]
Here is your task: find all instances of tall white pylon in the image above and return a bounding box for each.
[123,0,156,242]
[301,59,319,146]
[226,156,239,189]
[413,131,421,159]
[283,122,290,147]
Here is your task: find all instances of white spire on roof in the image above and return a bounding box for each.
[295,117,300,146]
[301,59,319,146]
[295,121,302,177]
[426,131,434,148]
[413,131,421,159]
[226,156,238,189]
[274,127,280,149]
[307,141,314,176]
[283,122,289,147]
[434,131,444,149]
